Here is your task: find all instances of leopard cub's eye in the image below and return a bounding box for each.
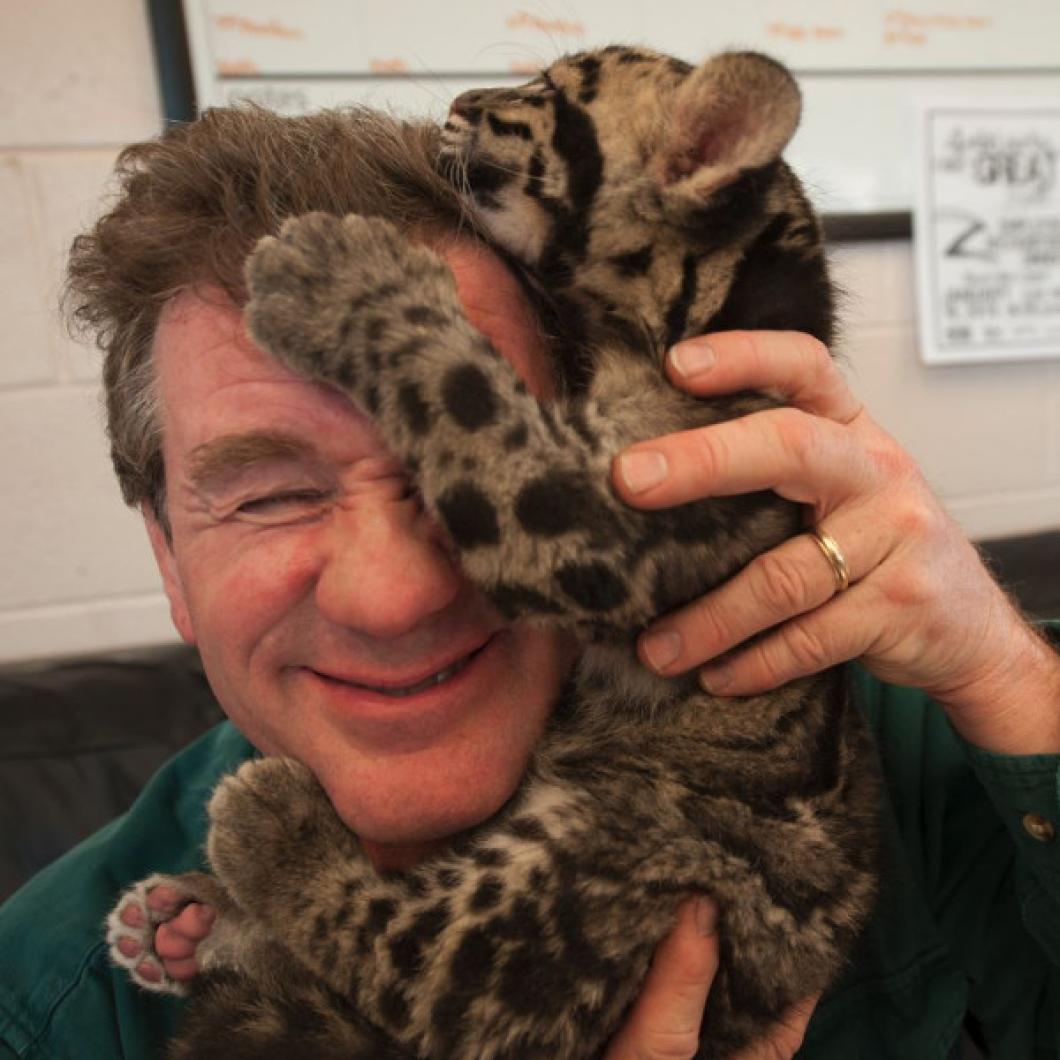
[522,76,555,97]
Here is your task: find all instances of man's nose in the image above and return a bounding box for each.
[314,504,463,638]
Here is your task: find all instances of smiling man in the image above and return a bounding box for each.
[0,102,1057,1060]
[146,244,572,866]
[0,106,775,1059]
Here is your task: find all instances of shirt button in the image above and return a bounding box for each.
[1022,813,1056,843]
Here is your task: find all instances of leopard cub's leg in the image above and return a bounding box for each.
[204,755,625,1056]
[244,213,668,629]
[205,756,367,931]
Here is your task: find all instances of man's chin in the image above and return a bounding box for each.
[327,780,515,869]
[357,834,456,872]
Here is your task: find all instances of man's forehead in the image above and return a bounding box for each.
[153,239,553,417]
[436,237,554,398]
[154,288,253,366]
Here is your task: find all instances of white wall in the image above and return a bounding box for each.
[1,2,1058,664]
[0,0,175,663]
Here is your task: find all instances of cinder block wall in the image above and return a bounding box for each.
[2,2,1058,663]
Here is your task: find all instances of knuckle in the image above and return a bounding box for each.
[867,440,919,484]
[887,494,945,542]
[750,551,814,616]
[797,333,833,380]
[767,408,819,469]
[683,597,737,656]
[777,621,832,676]
[690,426,727,484]
[638,1028,700,1060]
[879,563,936,610]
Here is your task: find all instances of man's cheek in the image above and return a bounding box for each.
[194,533,313,622]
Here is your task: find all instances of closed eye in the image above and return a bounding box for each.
[521,74,556,98]
[236,488,333,520]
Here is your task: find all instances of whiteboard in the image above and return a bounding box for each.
[172,0,1060,220]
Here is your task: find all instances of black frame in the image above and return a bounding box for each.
[147,0,196,125]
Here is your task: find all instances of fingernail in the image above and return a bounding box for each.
[669,341,716,379]
[695,897,719,936]
[699,665,732,694]
[641,630,682,672]
[617,450,668,494]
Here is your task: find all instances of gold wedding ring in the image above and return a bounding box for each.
[808,527,850,593]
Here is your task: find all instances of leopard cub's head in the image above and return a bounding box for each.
[443,47,814,345]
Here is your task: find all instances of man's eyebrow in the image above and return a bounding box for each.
[187,431,317,490]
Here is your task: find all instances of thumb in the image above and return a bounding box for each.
[604,897,719,1059]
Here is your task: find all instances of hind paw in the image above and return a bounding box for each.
[106,873,209,995]
[244,211,454,397]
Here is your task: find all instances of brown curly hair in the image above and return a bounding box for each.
[64,104,470,530]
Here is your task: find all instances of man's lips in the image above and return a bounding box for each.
[309,635,494,699]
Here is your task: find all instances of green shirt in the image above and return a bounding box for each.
[1,666,1058,1059]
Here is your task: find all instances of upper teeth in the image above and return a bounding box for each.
[365,654,472,698]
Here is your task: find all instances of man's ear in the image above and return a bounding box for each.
[657,52,801,204]
[142,506,196,645]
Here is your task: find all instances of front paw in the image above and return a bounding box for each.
[244,211,455,399]
[206,757,361,913]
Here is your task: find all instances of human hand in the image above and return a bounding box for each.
[604,897,817,1059]
[113,883,215,986]
[613,331,1060,753]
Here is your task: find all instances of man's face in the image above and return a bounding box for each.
[146,236,575,867]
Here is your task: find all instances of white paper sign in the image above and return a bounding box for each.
[915,103,1060,365]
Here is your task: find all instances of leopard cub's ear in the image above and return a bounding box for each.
[657,52,801,204]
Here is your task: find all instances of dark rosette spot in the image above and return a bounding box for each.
[489,583,563,619]
[448,927,497,990]
[610,244,654,277]
[365,316,388,344]
[436,482,500,549]
[437,868,462,889]
[556,561,629,611]
[334,358,357,389]
[390,902,450,978]
[472,846,509,867]
[404,305,448,327]
[365,898,398,935]
[469,875,505,912]
[503,421,529,451]
[379,983,411,1030]
[509,815,548,842]
[442,363,498,431]
[398,382,430,435]
[516,470,608,536]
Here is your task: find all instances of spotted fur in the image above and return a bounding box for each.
[109,48,882,1059]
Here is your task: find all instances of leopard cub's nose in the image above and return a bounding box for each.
[449,90,486,124]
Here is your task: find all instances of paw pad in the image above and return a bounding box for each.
[105,874,192,996]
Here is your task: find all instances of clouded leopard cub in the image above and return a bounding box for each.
[109,48,881,1059]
